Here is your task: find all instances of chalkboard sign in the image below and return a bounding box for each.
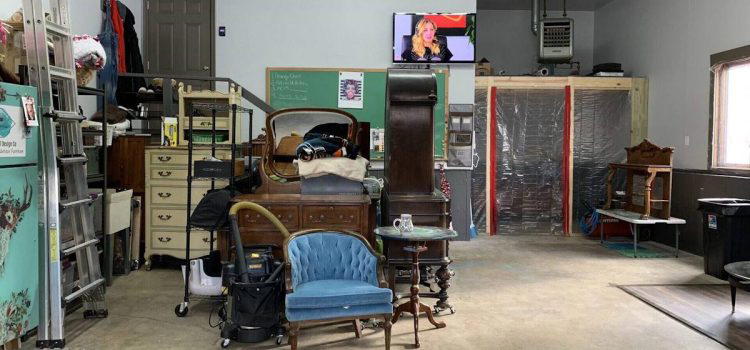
[266,68,448,159]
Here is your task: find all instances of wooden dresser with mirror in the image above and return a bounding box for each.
[224,108,374,260]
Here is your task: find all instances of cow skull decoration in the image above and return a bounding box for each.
[0,177,32,276]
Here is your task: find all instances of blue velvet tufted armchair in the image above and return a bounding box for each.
[284,230,393,350]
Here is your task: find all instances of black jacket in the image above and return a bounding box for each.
[115,2,146,109]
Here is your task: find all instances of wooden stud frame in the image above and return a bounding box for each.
[477,76,649,235]
[487,87,497,235]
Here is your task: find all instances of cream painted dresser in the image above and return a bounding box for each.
[143,146,231,269]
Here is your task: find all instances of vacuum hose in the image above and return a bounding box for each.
[228,202,291,283]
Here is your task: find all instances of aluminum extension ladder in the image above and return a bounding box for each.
[23,0,108,348]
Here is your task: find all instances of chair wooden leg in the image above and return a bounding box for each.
[353,318,363,338]
[384,315,392,350]
[289,322,299,350]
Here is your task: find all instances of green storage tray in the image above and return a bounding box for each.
[191,131,228,143]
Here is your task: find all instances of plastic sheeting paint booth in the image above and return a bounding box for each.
[494,89,565,235]
[471,88,632,236]
[572,90,631,233]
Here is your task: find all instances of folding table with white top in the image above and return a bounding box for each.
[596,208,686,258]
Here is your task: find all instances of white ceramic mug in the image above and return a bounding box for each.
[393,214,414,232]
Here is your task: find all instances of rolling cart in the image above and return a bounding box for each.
[174,102,253,317]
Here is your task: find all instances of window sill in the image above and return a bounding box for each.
[676,168,750,178]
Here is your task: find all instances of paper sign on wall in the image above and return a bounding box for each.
[338,71,364,109]
[370,128,385,152]
[0,106,26,157]
[21,96,38,127]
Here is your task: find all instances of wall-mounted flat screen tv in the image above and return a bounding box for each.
[393,13,476,63]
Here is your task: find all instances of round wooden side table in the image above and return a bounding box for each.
[375,226,457,348]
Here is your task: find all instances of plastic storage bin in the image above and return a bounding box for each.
[697,198,750,280]
[92,189,133,234]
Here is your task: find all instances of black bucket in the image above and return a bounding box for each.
[221,273,284,343]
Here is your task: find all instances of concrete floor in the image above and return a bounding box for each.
[32,235,729,350]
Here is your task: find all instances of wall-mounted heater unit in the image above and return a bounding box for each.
[538,18,574,63]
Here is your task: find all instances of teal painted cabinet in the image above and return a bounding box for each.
[0,82,39,344]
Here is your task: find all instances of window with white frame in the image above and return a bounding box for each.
[712,59,750,170]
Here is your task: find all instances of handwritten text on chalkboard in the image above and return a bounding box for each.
[271,73,309,102]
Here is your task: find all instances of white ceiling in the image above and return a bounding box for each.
[478,0,618,11]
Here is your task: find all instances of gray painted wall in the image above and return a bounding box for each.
[594,0,750,256]
[0,3,21,18]
[215,0,477,141]
[477,10,595,75]
[594,0,750,170]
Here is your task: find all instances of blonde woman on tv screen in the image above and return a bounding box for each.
[401,17,453,62]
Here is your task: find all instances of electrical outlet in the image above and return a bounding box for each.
[684,135,690,146]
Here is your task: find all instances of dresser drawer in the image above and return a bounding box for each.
[150,168,189,181]
[302,205,361,229]
[150,186,216,205]
[149,150,231,166]
[150,230,215,251]
[238,205,299,231]
[149,168,233,183]
[180,117,229,130]
[150,153,192,166]
[151,208,189,228]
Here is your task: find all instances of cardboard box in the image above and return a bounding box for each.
[162,117,178,147]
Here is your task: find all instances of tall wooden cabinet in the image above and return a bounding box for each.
[383,69,454,312]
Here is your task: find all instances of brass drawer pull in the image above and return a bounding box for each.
[158,214,172,221]
[158,237,172,243]
[157,155,172,162]
[158,171,172,177]
[158,192,172,198]
[202,237,216,243]
[200,121,212,126]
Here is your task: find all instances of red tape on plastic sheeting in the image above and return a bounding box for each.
[489,87,498,236]
[562,86,572,235]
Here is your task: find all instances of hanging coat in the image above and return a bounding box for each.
[110,0,126,73]
[115,2,147,109]
[97,0,119,107]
